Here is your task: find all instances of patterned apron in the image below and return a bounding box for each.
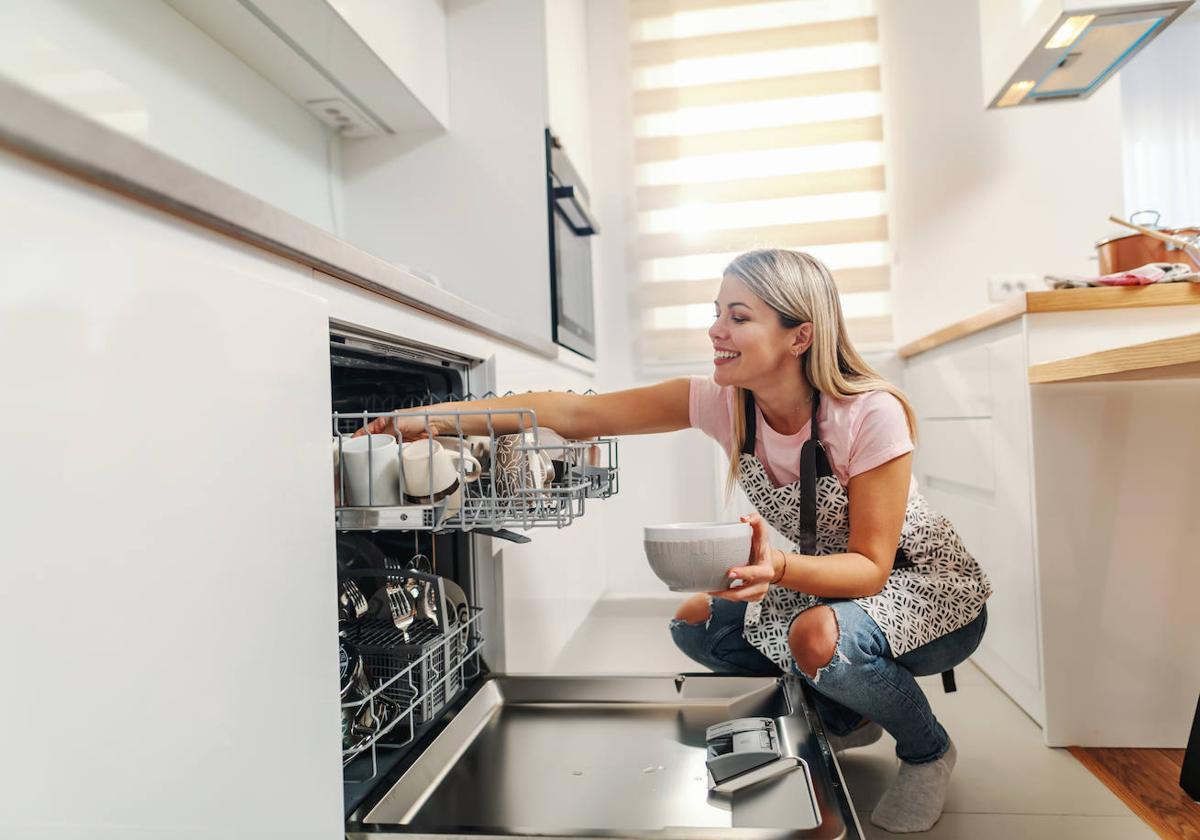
[739,390,992,670]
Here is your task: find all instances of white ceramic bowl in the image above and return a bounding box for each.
[643,521,752,592]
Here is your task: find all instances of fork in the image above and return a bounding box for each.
[385,580,415,641]
[339,580,369,619]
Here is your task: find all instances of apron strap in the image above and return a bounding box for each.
[740,390,758,455]
[798,391,821,555]
[740,387,829,556]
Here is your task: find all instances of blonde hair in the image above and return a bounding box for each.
[722,248,917,498]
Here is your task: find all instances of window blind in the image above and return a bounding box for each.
[629,0,892,366]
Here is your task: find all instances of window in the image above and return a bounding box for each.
[630,0,892,366]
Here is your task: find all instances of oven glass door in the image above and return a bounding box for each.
[552,208,595,358]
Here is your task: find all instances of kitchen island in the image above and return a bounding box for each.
[898,283,1200,748]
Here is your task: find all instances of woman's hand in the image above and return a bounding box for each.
[353,413,443,441]
[708,513,784,602]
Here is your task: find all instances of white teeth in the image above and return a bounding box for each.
[714,351,740,359]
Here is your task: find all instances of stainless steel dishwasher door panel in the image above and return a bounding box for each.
[350,674,861,839]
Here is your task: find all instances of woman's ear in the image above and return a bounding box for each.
[790,323,813,357]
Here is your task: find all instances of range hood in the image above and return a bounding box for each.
[979,0,1194,108]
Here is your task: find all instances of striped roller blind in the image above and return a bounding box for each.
[630,0,893,366]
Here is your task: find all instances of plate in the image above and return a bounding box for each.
[442,577,470,628]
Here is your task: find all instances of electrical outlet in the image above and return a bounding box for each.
[303,97,382,139]
[988,273,1037,302]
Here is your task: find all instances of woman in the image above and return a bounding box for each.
[365,248,991,834]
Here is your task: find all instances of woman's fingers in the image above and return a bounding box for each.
[744,514,769,540]
[708,582,769,602]
[726,563,773,585]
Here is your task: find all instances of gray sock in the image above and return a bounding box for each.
[869,739,956,833]
[827,720,883,753]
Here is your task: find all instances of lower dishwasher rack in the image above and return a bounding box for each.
[346,674,863,840]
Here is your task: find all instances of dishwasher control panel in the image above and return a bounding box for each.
[705,716,800,794]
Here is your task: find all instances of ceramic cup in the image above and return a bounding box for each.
[340,434,401,506]
[493,431,555,497]
[401,439,481,504]
[530,427,574,482]
[434,436,490,476]
[459,435,493,468]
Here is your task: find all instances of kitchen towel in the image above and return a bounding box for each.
[1045,261,1200,289]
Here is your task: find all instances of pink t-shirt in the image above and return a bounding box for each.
[689,376,914,488]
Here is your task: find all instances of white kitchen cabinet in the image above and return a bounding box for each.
[167,0,448,135]
[905,342,992,419]
[905,291,1200,747]
[0,150,342,837]
[544,0,593,184]
[1029,372,1200,747]
[906,320,1045,724]
[340,0,554,339]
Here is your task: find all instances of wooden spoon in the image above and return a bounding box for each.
[1108,215,1199,249]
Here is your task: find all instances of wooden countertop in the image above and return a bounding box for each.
[1028,332,1200,384]
[898,282,1200,360]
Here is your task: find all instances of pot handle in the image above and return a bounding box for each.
[1130,209,1161,228]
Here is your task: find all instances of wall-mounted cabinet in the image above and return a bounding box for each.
[167,0,448,137]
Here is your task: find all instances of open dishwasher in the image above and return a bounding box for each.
[329,327,863,839]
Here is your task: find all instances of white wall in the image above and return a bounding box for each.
[340,0,552,339]
[584,0,731,600]
[1120,5,1200,224]
[0,0,340,233]
[878,0,1126,345]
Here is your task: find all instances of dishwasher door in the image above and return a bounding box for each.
[347,674,862,839]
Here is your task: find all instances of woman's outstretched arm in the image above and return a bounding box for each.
[359,377,693,440]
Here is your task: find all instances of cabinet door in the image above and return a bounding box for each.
[909,326,1043,723]
[0,153,342,838]
[906,343,992,419]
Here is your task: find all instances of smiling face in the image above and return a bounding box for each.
[709,275,810,388]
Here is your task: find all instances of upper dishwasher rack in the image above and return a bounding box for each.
[332,403,618,533]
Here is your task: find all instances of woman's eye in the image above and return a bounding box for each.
[731,317,747,324]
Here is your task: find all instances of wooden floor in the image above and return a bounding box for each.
[1070,747,1200,840]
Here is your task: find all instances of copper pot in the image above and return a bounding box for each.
[1097,211,1200,274]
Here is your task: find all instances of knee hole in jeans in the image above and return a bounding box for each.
[674,593,711,625]
[788,606,839,678]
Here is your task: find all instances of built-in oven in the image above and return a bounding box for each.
[546,128,598,360]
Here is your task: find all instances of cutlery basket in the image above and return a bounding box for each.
[345,607,482,726]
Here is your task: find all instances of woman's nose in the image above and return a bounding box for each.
[708,320,724,341]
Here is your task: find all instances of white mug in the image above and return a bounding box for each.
[522,431,556,487]
[339,434,401,506]
[401,439,481,502]
[434,436,488,478]
[531,427,574,482]
[463,435,492,465]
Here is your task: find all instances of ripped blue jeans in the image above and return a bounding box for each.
[669,597,987,764]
